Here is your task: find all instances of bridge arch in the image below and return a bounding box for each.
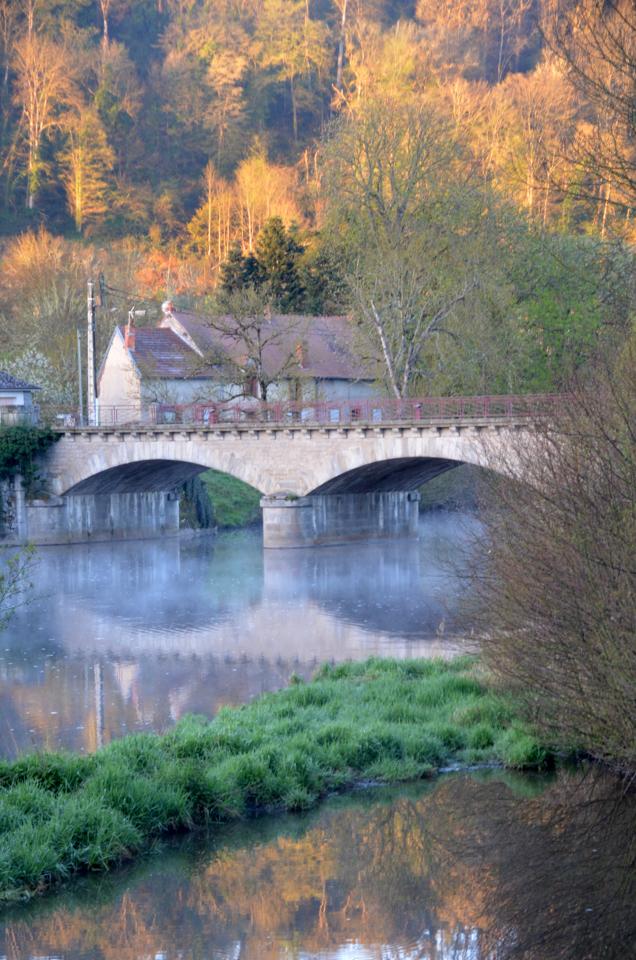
[300,433,497,497]
[54,444,267,497]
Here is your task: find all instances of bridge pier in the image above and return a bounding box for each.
[261,492,420,549]
[4,492,180,545]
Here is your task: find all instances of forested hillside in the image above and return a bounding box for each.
[0,0,634,401]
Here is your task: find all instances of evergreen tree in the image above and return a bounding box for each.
[219,243,261,295]
[254,217,305,313]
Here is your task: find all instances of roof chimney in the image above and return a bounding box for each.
[162,300,175,317]
[124,308,136,351]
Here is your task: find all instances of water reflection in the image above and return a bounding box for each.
[0,515,477,757]
[1,767,633,959]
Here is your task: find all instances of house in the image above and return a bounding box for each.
[97,302,377,418]
[0,371,41,424]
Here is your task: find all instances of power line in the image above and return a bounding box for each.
[101,282,213,323]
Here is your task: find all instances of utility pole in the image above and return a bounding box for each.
[76,328,84,426]
[87,279,97,426]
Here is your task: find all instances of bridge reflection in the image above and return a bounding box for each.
[0,518,476,756]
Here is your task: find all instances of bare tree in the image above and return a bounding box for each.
[206,286,304,402]
[471,332,636,773]
[0,546,36,629]
[543,0,636,210]
[326,99,495,398]
[12,32,77,209]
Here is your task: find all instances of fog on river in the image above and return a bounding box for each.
[0,513,478,758]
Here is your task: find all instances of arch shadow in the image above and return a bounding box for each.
[65,460,264,496]
[308,457,462,495]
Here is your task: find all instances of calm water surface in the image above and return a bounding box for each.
[0,514,476,758]
[2,515,634,958]
[1,767,634,959]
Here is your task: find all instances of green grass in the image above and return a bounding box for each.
[200,470,262,528]
[0,657,551,903]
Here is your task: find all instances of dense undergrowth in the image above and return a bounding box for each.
[0,657,552,903]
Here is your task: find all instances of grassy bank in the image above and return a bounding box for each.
[0,657,551,903]
[201,470,261,528]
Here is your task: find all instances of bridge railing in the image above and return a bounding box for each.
[44,394,565,428]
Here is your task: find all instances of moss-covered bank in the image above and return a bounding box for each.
[0,657,551,903]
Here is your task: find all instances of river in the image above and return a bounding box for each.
[1,514,634,958]
[0,513,476,758]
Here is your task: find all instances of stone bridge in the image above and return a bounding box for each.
[17,402,541,547]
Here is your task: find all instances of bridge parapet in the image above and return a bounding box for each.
[46,393,565,430]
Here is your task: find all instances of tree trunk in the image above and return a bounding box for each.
[601,180,612,239]
[290,74,298,143]
[497,1,506,83]
[335,0,348,94]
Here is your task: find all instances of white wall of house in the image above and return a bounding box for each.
[98,334,141,410]
[140,379,234,404]
[317,379,377,401]
[0,389,33,407]
[267,378,376,402]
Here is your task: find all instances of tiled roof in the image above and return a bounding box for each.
[164,311,378,381]
[0,370,41,391]
[122,327,220,380]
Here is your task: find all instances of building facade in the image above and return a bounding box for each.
[0,371,40,424]
[97,303,377,419]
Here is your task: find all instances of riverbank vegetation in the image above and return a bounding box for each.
[0,656,552,903]
[1,2,635,405]
[179,471,261,530]
[473,331,636,775]
[0,425,59,496]
[201,471,261,528]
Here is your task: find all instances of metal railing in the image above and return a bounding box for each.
[45,394,565,429]
[0,406,40,426]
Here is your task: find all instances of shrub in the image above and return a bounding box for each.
[472,333,636,772]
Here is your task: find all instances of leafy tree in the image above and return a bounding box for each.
[234,146,300,250]
[61,109,115,233]
[93,41,143,178]
[187,160,234,264]
[218,218,305,312]
[325,99,499,397]
[4,348,74,404]
[253,0,330,142]
[0,230,94,397]
[299,240,348,315]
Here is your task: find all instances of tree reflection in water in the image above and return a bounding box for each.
[1,767,633,959]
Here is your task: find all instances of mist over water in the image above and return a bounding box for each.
[0,513,478,758]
